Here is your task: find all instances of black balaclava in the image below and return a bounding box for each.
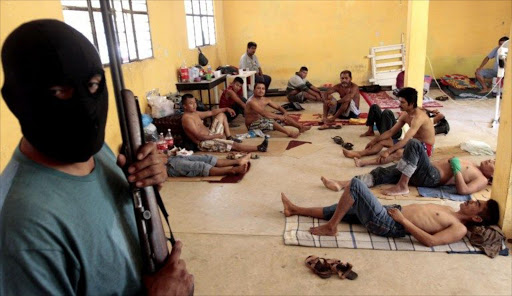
[1,19,108,163]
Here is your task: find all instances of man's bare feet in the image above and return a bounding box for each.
[310,223,337,236]
[360,130,375,137]
[381,184,410,196]
[231,163,249,175]
[281,193,297,217]
[343,149,361,159]
[288,130,300,138]
[237,153,251,166]
[354,157,364,167]
[299,125,312,133]
[478,89,489,94]
[320,176,346,192]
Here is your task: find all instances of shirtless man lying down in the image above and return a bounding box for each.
[322,139,494,196]
[281,178,499,247]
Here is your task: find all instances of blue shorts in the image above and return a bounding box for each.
[477,68,497,79]
[167,155,217,177]
[322,178,407,237]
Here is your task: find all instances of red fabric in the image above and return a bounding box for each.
[423,143,434,157]
[396,71,405,89]
[287,113,368,126]
[360,91,443,109]
[219,85,243,108]
[286,140,312,150]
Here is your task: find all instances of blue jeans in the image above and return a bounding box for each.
[366,104,402,139]
[357,139,441,188]
[167,155,217,177]
[322,178,407,237]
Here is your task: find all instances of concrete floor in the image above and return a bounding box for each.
[160,89,511,295]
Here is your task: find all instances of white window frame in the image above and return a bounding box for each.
[184,0,216,49]
[61,0,154,65]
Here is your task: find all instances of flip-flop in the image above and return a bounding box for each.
[305,256,332,279]
[342,142,354,150]
[326,259,358,280]
[332,136,344,145]
[318,125,341,130]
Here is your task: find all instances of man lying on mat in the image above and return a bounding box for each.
[182,94,268,153]
[344,87,435,167]
[167,153,251,177]
[320,70,360,129]
[281,178,499,246]
[245,82,311,138]
[323,139,495,196]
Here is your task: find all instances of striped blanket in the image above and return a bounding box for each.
[284,216,509,255]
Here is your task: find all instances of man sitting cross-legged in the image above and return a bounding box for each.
[245,82,311,138]
[281,178,499,246]
[344,87,435,167]
[320,70,360,129]
[182,94,268,152]
[322,139,495,196]
[167,153,251,177]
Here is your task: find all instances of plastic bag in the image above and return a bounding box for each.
[143,123,159,143]
[147,96,174,119]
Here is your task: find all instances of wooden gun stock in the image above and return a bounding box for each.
[121,90,169,273]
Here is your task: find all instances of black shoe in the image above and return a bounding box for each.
[434,119,450,135]
[257,136,269,152]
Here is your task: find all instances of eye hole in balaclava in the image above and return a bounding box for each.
[1,19,109,163]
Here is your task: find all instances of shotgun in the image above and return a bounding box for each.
[99,0,174,274]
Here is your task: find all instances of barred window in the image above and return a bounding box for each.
[184,0,216,49]
[61,0,153,64]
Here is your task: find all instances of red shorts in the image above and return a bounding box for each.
[422,142,434,157]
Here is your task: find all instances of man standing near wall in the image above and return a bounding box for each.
[475,36,509,93]
[240,41,272,91]
[286,66,323,103]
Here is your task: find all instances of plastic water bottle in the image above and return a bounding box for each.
[165,129,174,149]
[157,132,168,153]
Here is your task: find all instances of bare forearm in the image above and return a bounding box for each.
[398,219,437,247]
[197,133,222,141]
[478,57,489,69]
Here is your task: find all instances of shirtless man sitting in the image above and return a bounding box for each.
[281,178,499,246]
[320,70,360,129]
[181,94,268,152]
[344,87,435,167]
[322,139,494,196]
[245,82,311,138]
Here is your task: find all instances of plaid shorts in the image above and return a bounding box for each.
[248,117,276,132]
[197,117,234,152]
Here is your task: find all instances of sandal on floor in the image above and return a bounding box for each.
[342,142,354,150]
[326,259,358,280]
[332,136,344,145]
[318,125,342,130]
[435,95,449,101]
[305,256,332,279]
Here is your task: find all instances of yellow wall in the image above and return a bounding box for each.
[222,0,409,88]
[426,0,511,77]
[404,0,429,106]
[0,0,226,170]
[491,24,512,237]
